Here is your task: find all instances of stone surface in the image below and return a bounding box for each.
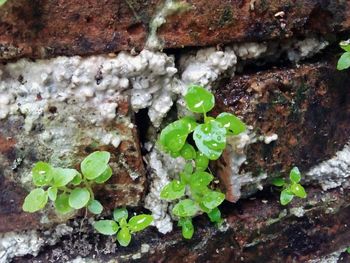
[0,96,145,234]
[213,59,350,202]
[11,187,350,263]
[1,0,350,60]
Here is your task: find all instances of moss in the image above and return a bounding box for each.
[218,7,234,27]
[291,82,309,117]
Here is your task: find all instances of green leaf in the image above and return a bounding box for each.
[180,143,197,160]
[347,247,350,254]
[32,162,53,186]
[189,171,213,191]
[178,218,194,239]
[194,152,209,171]
[289,167,301,183]
[184,85,215,113]
[117,227,131,246]
[71,173,82,186]
[337,52,350,70]
[128,214,153,232]
[54,193,74,214]
[180,116,198,133]
[159,119,192,153]
[22,188,48,213]
[272,178,285,187]
[113,208,129,222]
[207,207,222,223]
[291,183,307,198]
[53,168,80,187]
[216,112,246,135]
[93,220,119,235]
[87,199,103,214]
[184,162,194,175]
[68,187,90,209]
[48,186,58,201]
[172,199,199,217]
[94,166,113,184]
[81,151,110,180]
[0,0,7,6]
[340,40,350,52]
[160,180,186,200]
[193,121,226,160]
[119,218,128,227]
[280,189,294,205]
[202,191,225,210]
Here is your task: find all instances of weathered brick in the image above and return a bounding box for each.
[12,187,350,263]
[213,59,350,202]
[0,0,350,60]
[0,81,145,234]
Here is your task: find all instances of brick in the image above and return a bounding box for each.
[0,0,350,60]
[12,187,350,262]
[0,90,145,234]
[212,59,350,202]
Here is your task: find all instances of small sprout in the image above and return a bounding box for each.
[184,85,215,113]
[201,191,225,210]
[47,186,58,201]
[273,167,307,206]
[337,39,350,70]
[158,84,247,239]
[280,189,294,206]
[216,112,246,135]
[178,218,194,239]
[81,151,110,180]
[194,153,209,171]
[113,207,128,222]
[94,208,153,247]
[117,227,132,246]
[180,143,197,160]
[173,199,199,217]
[207,207,222,223]
[54,193,73,214]
[87,200,103,215]
[193,120,226,160]
[128,214,154,232]
[22,188,48,213]
[53,168,80,187]
[22,151,113,215]
[32,162,53,186]
[272,178,285,187]
[160,180,186,200]
[93,220,119,235]
[189,171,213,191]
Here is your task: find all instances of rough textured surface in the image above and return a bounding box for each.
[213,59,350,202]
[0,89,145,234]
[0,0,350,59]
[10,187,350,263]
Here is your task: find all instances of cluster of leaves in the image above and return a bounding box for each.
[158,85,247,239]
[93,208,153,246]
[272,167,307,205]
[337,39,350,70]
[22,151,113,215]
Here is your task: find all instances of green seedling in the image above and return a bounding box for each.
[347,247,350,254]
[93,207,153,246]
[272,167,307,205]
[22,151,113,215]
[158,85,247,239]
[337,39,350,70]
